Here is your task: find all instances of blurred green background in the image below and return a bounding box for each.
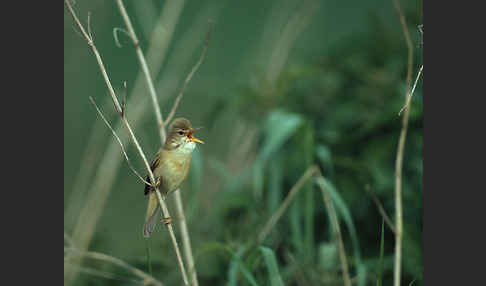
[64,0,422,285]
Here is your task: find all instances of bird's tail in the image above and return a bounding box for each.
[143,191,161,237]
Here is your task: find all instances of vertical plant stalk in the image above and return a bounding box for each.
[174,192,198,285]
[115,2,212,286]
[64,1,187,285]
[64,1,189,285]
[115,0,166,141]
[392,0,415,285]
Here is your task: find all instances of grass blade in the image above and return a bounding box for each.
[377,218,385,286]
[228,246,259,286]
[260,110,303,162]
[259,246,285,286]
[197,242,259,286]
[315,177,367,286]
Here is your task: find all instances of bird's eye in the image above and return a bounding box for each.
[178,131,184,135]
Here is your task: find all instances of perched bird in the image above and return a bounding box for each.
[143,118,204,237]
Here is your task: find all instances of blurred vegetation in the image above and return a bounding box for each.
[64,0,422,285]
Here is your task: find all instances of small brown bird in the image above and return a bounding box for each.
[143,118,204,237]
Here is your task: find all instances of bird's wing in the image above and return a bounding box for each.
[144,151,162,195]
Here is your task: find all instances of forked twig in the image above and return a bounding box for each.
[115,2,213,286]
[115,0,166,141]
[64,1,189,285]
[89,96,152,186]
[65,2,190,285]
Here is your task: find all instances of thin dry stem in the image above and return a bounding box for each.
[315,169,351,286]
[365,186,396,234]
[89,96,153,186]
[392,0,415,285]
[399,65,423,116]
[65,2,187,285]
[165,21,213,126]
[65,247,164,286]
[115,2,209,285]
[153,191,189,286]
[64,1,189,285]
[173,190,198,286]
[258,165,318,244]
[116,0,167,142]
[113,27,130,48]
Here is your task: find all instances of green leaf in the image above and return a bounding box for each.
[228,246,259,286]
[196,242,259,286]
[259,110,303,162]
[259,246,285,286]
[315,177,367,286]
[318,242,338,270]
[316,144,335,180]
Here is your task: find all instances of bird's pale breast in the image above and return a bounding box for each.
[155,148,192,194]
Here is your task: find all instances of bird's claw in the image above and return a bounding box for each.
[161,217,172,225]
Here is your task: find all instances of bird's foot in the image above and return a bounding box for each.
[161,216,172,225]
[155,177,162,187]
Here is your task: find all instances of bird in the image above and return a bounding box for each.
[143,118,204,237]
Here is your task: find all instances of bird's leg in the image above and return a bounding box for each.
[155,177,162,188]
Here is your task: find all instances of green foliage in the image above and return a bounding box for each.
[259,247,285,286]
[206,12,422,284]
[65,0,422,285]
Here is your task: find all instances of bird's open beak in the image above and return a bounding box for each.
[188,132,204,144]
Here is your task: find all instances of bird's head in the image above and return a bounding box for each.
[165,118,204,152]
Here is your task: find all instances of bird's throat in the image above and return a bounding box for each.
[177,141,196,154]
